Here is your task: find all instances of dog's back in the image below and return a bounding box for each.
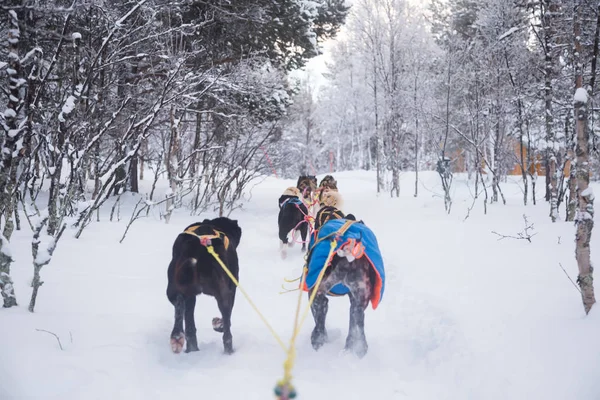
[169,218,242,297]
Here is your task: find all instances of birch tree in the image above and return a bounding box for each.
[573,0,595,314]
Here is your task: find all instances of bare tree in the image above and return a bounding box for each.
[573,1,595,314]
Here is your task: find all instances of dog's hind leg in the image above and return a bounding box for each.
[215,288,235,354]
[279,241,287,259]
[169,293,186,353]
[184,295,199,352]
[309,268,347,351]
[346,291,369,358]
[344,261,372,358]
[299,222,308,252]
[278,222,291,259]
[309,292,329,351]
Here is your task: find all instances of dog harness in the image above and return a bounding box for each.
[303,218,385,309]
[279,196,305,209]
[314,206,345,229]
[183,224,230,250]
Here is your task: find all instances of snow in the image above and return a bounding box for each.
[20,47,42,64]
[0,234,12,257]
[581,187,595,201]
[498,26,520,41]
[0,61,7,69]
[58,95,77,122]
[33,232,56,265]
[3,108,17,119]
[1,171,600,399]
[574,87,588,104]
[12,137,24,157]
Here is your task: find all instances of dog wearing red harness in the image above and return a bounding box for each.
[278,187,311,259]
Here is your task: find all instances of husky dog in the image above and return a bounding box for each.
[278,189,310,258]
[304,207,385,358]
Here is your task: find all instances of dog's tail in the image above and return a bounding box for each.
[174,257,198,288]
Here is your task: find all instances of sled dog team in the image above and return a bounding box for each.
[166,174,385,358]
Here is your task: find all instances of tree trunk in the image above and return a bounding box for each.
[0,10,25,307]
[543,0,559,221]
[139,139,147,181]
[129,156,139,193]
[518,110,528,206]
[165,106,180,223]
[373,56,382,193]
[566,115,577,221]
[414,74,419,198]
[574,1,595,314]
[189,107,203,179]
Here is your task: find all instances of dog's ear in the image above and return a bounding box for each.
[183,222,203,232]
[222,218,242,247]
[346,213,356,221]
[206,217,242,248]
[228,219,242,246]
[278,195,287,207]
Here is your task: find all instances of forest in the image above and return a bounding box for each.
[0,0,598,366]
[2,1,600,399]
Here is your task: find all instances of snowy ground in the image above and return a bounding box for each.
[1,170,600,400]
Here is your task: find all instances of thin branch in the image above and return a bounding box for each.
[491,214,537,242]
[35,329,64,350]
[559,263,582,294]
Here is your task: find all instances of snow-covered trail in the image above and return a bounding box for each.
[1,171,600,400]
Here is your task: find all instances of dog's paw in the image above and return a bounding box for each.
[170,335,185,354]
[311,329,328,351]
[212,317,224,332]
[344,339,368,358]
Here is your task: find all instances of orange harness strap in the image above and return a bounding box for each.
[183,225,230,250]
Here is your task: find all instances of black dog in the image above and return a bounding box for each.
[166,217,242,355]
[278,194,309,257]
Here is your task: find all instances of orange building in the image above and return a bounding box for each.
[447,139,570,177]
[507,140,571,177]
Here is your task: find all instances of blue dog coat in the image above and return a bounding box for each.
[304,219,385,309]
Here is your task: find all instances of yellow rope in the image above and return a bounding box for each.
[277,265,307,391]
[276,240,337,399]
[205,245,287,352]
[203,219,354,400]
